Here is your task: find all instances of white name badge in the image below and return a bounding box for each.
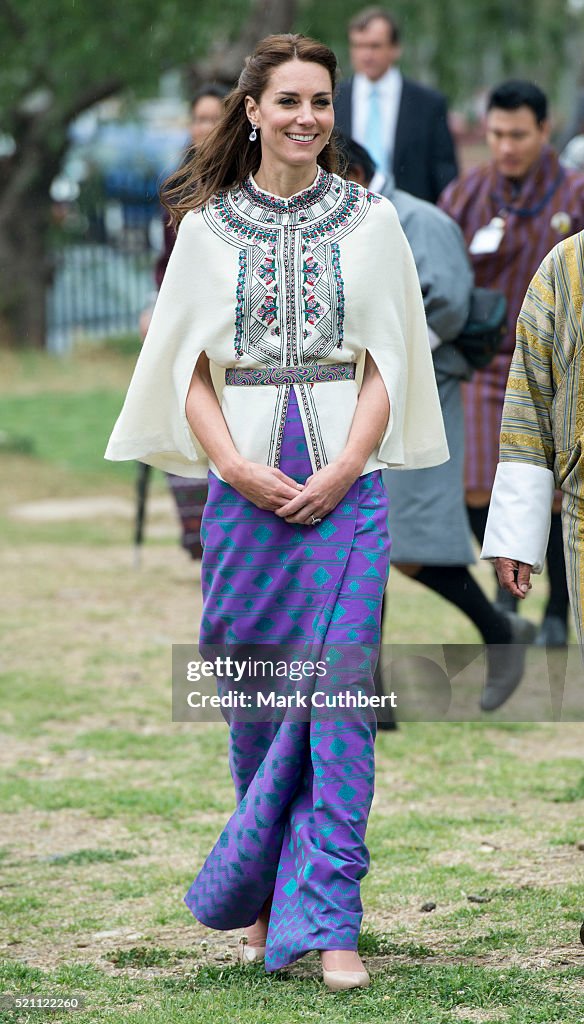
[469,216,506,255]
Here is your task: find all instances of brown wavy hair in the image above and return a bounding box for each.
[161,34,340,226]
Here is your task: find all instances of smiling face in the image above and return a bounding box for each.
[486,105,550,180]
[245,59,334,174]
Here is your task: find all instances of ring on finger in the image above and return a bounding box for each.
[309,514,322,526]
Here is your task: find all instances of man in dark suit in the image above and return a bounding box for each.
[334,6,458,203]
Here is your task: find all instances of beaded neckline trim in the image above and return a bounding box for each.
[240,167,331,213]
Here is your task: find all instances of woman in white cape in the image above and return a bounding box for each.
[105,32,447,990]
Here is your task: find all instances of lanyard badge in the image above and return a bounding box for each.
[469,215,506,255]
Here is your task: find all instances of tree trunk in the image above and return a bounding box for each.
[0,193,53,348]
[0,82,119,350]
[0,3,299,349]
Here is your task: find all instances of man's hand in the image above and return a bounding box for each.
[494,557,533,600]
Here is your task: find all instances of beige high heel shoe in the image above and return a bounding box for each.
[237,935,266,964]
[321,967,370,991]
[320,951,370,991]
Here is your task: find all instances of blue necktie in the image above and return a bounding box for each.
[364,84,387,174]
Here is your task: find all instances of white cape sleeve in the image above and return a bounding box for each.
[104,210,212,478]
[360,198,449,470]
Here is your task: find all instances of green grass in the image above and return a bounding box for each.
[0,774,225,819]
[46,849,138,867]
[104,946,194,968]
[554,774,584,802]
[1,721,583,1020]
[0,389,134,481]
[1,348,584,1023]
[0,960,582,1024]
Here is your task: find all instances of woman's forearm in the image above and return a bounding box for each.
[337,353,390,474]
[186,352,389,487]
[185,356,302,510]
[185,354,243,481]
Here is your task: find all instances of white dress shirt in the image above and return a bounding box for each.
[352,68,403,172]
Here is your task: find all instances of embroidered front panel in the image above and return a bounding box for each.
[297,383,327,471]
[301,238,345,360]
[330,242,345,349]
[234,242,282,364]
[234,249,247,358]
[269,383,290,469]
[202,170,377,469]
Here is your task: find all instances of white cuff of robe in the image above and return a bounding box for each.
[480,461,555,574]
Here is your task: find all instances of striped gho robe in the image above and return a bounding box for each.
[439,146,584,494]
[482,230,584,643]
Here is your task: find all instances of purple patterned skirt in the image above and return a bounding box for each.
[184,388,390,971]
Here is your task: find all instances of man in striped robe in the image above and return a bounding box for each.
[439,80,584,645]
[482,230,584,645]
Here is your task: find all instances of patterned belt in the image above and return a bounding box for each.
[224,363,357,386]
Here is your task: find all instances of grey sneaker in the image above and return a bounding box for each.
[480,612,538,712]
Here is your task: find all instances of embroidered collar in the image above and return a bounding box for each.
[205,170,378,244]
[240,165,332,213]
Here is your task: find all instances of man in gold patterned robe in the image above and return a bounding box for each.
[482,230,584,644]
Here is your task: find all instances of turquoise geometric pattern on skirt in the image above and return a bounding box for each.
[183,386,390,971]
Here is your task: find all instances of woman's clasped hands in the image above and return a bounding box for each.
[225,455,361,526]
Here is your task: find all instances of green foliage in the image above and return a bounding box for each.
[1,0,582,125]
[299,0,584,102]
[0,0,252,141]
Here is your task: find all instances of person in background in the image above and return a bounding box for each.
[439,79,584,646]
[482,231,584,648]
[152,84,230,292]
[334,6,458,202]
[343,136,535,712]
[140,84,229,559]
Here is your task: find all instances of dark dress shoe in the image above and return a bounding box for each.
[534,614,568,648]
[480,612,537,711]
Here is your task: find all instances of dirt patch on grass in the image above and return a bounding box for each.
[0,808,138,861]
[450,1009,508,1022]
[484,724,584,764]
[8,495,175,523]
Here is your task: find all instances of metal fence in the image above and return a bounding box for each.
[46,174,164,353]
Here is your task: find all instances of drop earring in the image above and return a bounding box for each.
[249,123,258,142]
